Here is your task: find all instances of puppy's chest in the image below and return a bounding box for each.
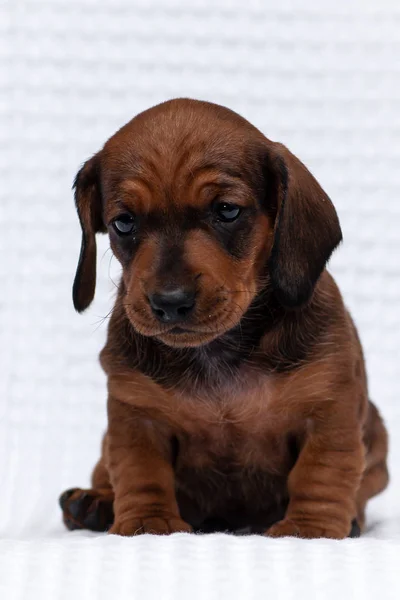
[171,381,294,472]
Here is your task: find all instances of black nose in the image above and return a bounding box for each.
[149,288,196,323]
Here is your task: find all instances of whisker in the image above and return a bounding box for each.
[101,246,112,262]
[107,252,120,290]
[91,306,114,333]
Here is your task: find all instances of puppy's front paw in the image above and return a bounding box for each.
[266,518,348,540]
[109,515,192,536]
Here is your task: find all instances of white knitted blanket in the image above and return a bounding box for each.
[1,1,399,598]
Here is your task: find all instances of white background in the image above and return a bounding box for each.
[1,1,399,598]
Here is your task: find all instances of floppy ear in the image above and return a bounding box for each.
[265,143,342,308]
[72,154,106,312]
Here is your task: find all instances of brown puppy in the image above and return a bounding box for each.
[60,99,388,538]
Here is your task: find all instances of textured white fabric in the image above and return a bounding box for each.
[1,0,400,598]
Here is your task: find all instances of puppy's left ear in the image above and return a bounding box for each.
[263,142,342,308]
[72,153,106,313]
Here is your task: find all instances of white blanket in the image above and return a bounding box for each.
[1,0,400,598]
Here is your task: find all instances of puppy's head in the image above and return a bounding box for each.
[73,99,342,348]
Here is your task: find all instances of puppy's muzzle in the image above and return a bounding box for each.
[148,287,196,324]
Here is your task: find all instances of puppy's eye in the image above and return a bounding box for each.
[112,214,135,235]
[214,202,241,223]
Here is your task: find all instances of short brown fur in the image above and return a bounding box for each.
[60,99,388,538]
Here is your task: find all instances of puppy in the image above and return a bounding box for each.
[60,99,388,538]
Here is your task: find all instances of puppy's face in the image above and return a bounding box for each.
[102,117,274,348]
[73,99,342,348]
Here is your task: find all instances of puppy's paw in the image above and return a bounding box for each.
[266,518,348,540]
[109,515,192,536]
[59,487,114,532]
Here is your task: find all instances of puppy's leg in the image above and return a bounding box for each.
[267,403,365,539]
[59,435,115,532]
[356,401,389,529]
[107,396,191,536]
[91,433,113,489]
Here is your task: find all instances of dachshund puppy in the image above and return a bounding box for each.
[60,99,388,538]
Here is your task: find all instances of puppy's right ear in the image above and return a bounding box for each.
[72,154,106,312]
